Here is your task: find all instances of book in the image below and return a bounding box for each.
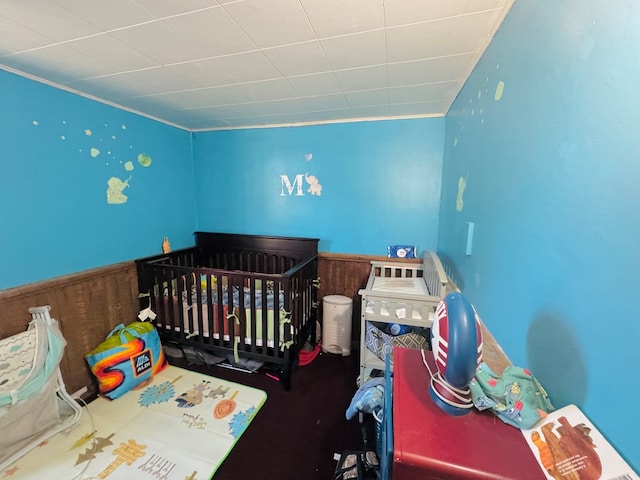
[521,404,638,480]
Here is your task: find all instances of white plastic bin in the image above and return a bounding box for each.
[322,295,353,356]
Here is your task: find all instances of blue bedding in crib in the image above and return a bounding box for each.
[190,285,286,310]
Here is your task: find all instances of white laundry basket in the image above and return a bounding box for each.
[322,295,353,356]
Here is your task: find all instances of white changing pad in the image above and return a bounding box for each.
[365,276,434,321]
[371,277,430,296]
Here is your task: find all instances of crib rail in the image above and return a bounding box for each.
[135,233,319,390]
[422,250,449,298]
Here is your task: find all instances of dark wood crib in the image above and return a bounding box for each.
[135,232,319,390]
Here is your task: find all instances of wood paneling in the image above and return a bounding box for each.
[0,262,140,398]
[317,253,421,351]
[0,254,510,399]
[0,253,377,399]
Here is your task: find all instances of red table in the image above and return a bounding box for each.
[392,348,546,480]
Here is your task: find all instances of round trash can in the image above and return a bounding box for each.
[322,295,353,356]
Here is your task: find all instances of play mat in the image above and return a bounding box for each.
[2,365,267,480]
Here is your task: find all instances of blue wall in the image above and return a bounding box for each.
[439,0,640,469]
[0,70,196,289]
[192,119,443,255]
[4,0,638,469]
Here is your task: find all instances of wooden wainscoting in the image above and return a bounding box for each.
[0,262,140,398]
[0,253,423,396]
[317,252,421,352]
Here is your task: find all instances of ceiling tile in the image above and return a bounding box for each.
[109,21,205,65]
[168,51,282,89]
[182,118,230,131]
[333,65,388,92]
[286,72,343,97]
[166,59,240,90]
[335,103,391,118]
[254,112,323,126]
[262,41,332,77]
[123,89,219,110]
[137,69,203,95]
[300,0,384,38]
[118,97,186,116]
[132,0,220,18]
[6,44,119,84]
[0,0,514,129]
[386,53,477,87]
[0,15,56,54]
[464,0,514,13]
[261,109,347,126]
[221,0,316,48]
[386,11,501,63]
[52,0,156,31]
[344,89,388,108]
[196,79,301,105]
[67,34,158,74]
[160,7,257,58]
[101,68,202,98]
[388,81,461,104]
[129,77,302,113]
[303,93,349,110]
[320,30,387,70]
[66,73,151,102]
[0,1,100,42]
[388,101,448,116]
[383,0,466,26]
[189,98,312,119]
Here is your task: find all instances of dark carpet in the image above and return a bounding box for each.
[168,348,376,480]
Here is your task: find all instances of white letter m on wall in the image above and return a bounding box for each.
[280,174,305,196]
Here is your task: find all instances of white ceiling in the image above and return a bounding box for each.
[0,0,514,131]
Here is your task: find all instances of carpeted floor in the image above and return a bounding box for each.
[169,347,376,479]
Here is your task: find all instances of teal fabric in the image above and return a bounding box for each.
[469,362,554,429]
[0,318,65,407]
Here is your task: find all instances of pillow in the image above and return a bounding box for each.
[85,322,168,399]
